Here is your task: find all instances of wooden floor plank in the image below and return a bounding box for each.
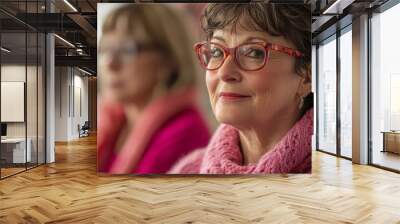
[0,134,399,223]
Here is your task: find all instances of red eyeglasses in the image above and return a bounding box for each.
[194,41,304,71]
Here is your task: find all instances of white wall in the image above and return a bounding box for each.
[1,65,37,137]
[71,72,89,138]
[1,82,25,122]
[55,66,68,141]
[54,67,89,141]
[1,65,26,135]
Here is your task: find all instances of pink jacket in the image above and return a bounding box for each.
[97,88,211,174]
[169,108,313,174]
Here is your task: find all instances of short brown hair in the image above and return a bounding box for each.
[101,4,199,90]
[201,3,311,76]
[201,3,313,115]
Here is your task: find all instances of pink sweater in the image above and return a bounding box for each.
[97,88,211,174]
[134,108,211,173]
[169,108,313,174]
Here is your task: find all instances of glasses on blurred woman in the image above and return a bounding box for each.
[194,41,304,71]
[98,42,158,64]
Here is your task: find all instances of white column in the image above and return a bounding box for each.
[45,0,56,163]
[46,33,55,163]
[352,14,369,164]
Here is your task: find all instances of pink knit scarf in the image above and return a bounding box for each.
[200,109,313,174]
[97,87,196,174]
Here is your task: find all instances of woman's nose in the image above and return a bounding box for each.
[216,55,242,83]
[107,52,122,73]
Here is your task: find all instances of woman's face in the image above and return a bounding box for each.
[206,25,310,129]
[100,22,171,106]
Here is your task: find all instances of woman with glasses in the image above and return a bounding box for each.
[97,4,211,174]
[169,3,313,174]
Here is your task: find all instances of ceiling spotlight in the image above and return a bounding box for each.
[63,0,78,12]
[323,0,355,15]
[1,47,11,53]
[78,67,93,76]
[54,34,75,48]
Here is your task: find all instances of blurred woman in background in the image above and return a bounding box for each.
[170,3,313,174]
[97,4,210,174]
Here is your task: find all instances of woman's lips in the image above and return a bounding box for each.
[218,92,251,102]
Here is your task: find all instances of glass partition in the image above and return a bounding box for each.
[27,30,38,169]
[1,30,28,178]
[38,31,45,165]
[0,0,46,179]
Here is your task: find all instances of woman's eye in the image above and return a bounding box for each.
[122,46,137,55]
[210,47,223,58]
[244,48,265,59]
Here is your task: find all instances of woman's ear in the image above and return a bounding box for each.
[296,65,312,98]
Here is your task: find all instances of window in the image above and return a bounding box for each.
[317,36,337,154]
[339,28,352,158]
[370,2,400,171]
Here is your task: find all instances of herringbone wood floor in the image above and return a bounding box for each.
[0,134,399,224]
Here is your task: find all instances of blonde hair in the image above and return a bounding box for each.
[101,4,199,90]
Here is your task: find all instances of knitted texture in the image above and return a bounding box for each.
[169,108,313,174]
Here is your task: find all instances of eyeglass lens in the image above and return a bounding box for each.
[99,43,139,64]
[199,43,268,70]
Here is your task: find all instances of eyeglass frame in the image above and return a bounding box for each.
[194,41,305,71]
[98,42,161,64]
